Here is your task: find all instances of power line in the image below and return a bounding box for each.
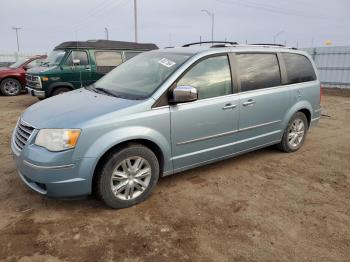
[212,0,350,22]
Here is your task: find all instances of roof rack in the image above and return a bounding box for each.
[249,43,297,49]
[54,40,158,51]
[182,41,238,47]
[251,43,285,47]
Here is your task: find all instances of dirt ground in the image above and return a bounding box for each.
[0,92,349,262]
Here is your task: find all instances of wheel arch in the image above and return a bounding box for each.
[1,76,23,88]
[91,138,165,194]
[282,101,313,131]
[48,82,74,96]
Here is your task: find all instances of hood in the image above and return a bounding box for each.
[0,67,22,76]
[22,89,143,128]
[27,66,57,75]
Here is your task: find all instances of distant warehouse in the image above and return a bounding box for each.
[303,46,350,89]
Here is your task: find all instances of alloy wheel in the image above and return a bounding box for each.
[288,118,305,148]
[3,80,20,95]
[110,156,152,200]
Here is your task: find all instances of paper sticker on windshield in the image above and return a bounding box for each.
[158,58,176,68]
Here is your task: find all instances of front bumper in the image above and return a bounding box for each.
[26,86,46,99]
[11,130,96,198]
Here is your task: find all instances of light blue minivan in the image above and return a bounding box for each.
[11,42,321,208]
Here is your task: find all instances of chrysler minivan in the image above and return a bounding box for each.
[12,42,321,208]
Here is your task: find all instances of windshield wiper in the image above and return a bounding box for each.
[95,87,120,97]
[85,85,99,93]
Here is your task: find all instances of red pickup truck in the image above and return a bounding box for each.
[0,55,46,96]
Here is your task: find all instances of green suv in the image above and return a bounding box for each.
[26,40,158,99]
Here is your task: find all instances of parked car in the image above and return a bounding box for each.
[26,40,158,99]
[0,55,46,96]
[12,42,321,208]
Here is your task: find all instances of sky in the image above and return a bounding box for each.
[0,0,349,53]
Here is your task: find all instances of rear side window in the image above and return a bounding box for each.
[125,51,141,60]
[282,53,316,84]
[65,51,89,66]
[95,51,123,66]
[237,53,281,92]
[177,55,232,100]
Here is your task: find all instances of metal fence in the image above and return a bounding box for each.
[303,46,350,89]
[0,51,46,67]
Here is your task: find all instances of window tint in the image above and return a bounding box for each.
[177,55,232,100]
[95,51,123,66]
[125,51,141,60]
[237,53,281,92]
[65,51,89,66]
[282,53,316,84]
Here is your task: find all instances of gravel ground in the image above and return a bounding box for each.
[0,92,349,262]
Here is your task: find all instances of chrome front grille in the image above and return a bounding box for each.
[14,120,35,151]
[26,74,41,89]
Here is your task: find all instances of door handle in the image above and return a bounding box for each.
[85,67,91,71]
[242,99,256,106]
[222,103,237,110]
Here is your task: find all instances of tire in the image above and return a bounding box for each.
[278,112,308,153]
[52,87,72,96]
[96,144,160,209]
[0,78,22,96]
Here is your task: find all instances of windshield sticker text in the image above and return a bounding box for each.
[158,58,176,68]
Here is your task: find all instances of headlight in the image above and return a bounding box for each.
[35,129,81,151]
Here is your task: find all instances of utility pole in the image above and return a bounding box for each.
[134,0,138,42]
[273,30,284,44]
[201,9,214,43]
[12,27,22,52]
[105,27,109,40]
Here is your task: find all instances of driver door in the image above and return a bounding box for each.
[62,50,92,88]
[170,54,239,171]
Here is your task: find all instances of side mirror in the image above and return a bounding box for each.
[72,59,80,65]
[171,85,198,103]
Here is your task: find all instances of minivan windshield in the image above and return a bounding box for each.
[41,50,66,66]
[93,51,191,99]
[9,58,29,68]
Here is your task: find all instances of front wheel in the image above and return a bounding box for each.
[96,144,160,209]
[0,78,22,96]
[52,87,72,96]
[278,112,308,153]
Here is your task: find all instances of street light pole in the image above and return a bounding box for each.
[134,0,138,42]
[201,9,214,43]
[273,30,284,44]
[12,27,22,52]
[105,27,109,40]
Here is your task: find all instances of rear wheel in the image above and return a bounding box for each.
[96,144,159,209]
[0,78,21,96]
[278,112,308,153]
[52,87,72,96]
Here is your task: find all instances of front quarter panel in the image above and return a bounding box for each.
[73,106,173,174]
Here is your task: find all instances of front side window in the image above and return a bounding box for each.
[125,51,141,60]
[65,51,89,66]
[282,53,316,84]
[177,55,232,100]
[94,51,191,99]
[237,53,281,92]
[95,51,123,66]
